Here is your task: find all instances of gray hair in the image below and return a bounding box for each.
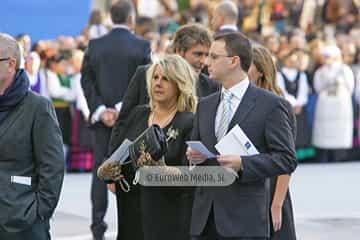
[0,33,21,69]
[216,0,238,22]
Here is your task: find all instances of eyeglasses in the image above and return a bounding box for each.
[208,53,234,61]
[0,57,10,62]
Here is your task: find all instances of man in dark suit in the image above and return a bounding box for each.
[80,1,151,239]
[0,33,64,240]
[211,0,239,36]
[187,32,297,240]
[118,23,219,119]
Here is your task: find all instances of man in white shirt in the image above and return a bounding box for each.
[187,32,297,240]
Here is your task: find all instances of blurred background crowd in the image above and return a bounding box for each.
[13,0,360,171]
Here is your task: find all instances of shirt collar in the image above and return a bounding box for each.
[221,77,249,101]
[219,24,238,31]
[112,24,130,30]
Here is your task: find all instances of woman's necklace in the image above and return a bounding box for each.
[149,105,177,128]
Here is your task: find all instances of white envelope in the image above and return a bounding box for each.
[215,124,259,156]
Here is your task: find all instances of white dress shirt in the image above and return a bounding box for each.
[219,24,238,32]
[71,73,90,119]
[215,78,249,133]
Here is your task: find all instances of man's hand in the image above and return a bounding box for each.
[293,106,302,115]
[216,155,242,172]
[100,108,119,127]
[186,147,207,165]
[271,204,282,232]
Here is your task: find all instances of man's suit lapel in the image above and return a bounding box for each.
[228,84,258,131]
[203,92,221,150]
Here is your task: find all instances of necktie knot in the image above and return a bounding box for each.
[222,90,233,102]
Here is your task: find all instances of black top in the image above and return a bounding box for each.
[109,105,194,240]
[279,70,300,97]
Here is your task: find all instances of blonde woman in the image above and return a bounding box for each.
[248,44,296,240]
[108,54,197,240]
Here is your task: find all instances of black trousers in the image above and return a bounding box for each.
[90,125,112,237]
[0,219,50,240]
[191,208,268,240]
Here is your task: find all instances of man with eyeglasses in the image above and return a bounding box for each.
[186,32,297,240]
[0,33,64,240]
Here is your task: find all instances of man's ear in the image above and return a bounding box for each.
[230,56,241,69]
[9,57,17,71]
[127,15,135,30]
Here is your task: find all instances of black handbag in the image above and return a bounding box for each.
[129,124,168,170]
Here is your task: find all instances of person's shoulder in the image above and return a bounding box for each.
[251,84,286,109]
[24,92,56,117]
[26,91,52,107]
[129,104,150,117]
[199,73,219,87]
[176,111,194,122]
[200,90,220,103]
[132,33,150,45]
[174,111,194,132]
[136,64,151,73]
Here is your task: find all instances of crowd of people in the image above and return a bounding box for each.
[1,0,360,239]
[16,0,360,165]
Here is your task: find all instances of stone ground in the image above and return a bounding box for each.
[51,162,360,240]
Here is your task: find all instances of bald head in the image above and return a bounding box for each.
[211,1,238,31]
[216,1,238,22]
[0,33,21,69]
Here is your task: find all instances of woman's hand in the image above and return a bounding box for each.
[107,183,116,194]
[271,204,282,232]
[186,147,207,165]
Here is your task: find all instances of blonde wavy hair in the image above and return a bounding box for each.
[146,54,197,113]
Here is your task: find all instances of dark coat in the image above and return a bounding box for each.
[190,84,297,238]
[0,91,64,233]
[81,28,151,117]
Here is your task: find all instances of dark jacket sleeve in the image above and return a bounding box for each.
[240,99,297,182]
[190,103,201,141]
[32,99,65,220]
[120,65,149,120]
[108,106,142,156]
[140,41,151,66]
[180,113,194,166]
[80,42,103,115]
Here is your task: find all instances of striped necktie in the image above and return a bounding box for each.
[216,90,234,141]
